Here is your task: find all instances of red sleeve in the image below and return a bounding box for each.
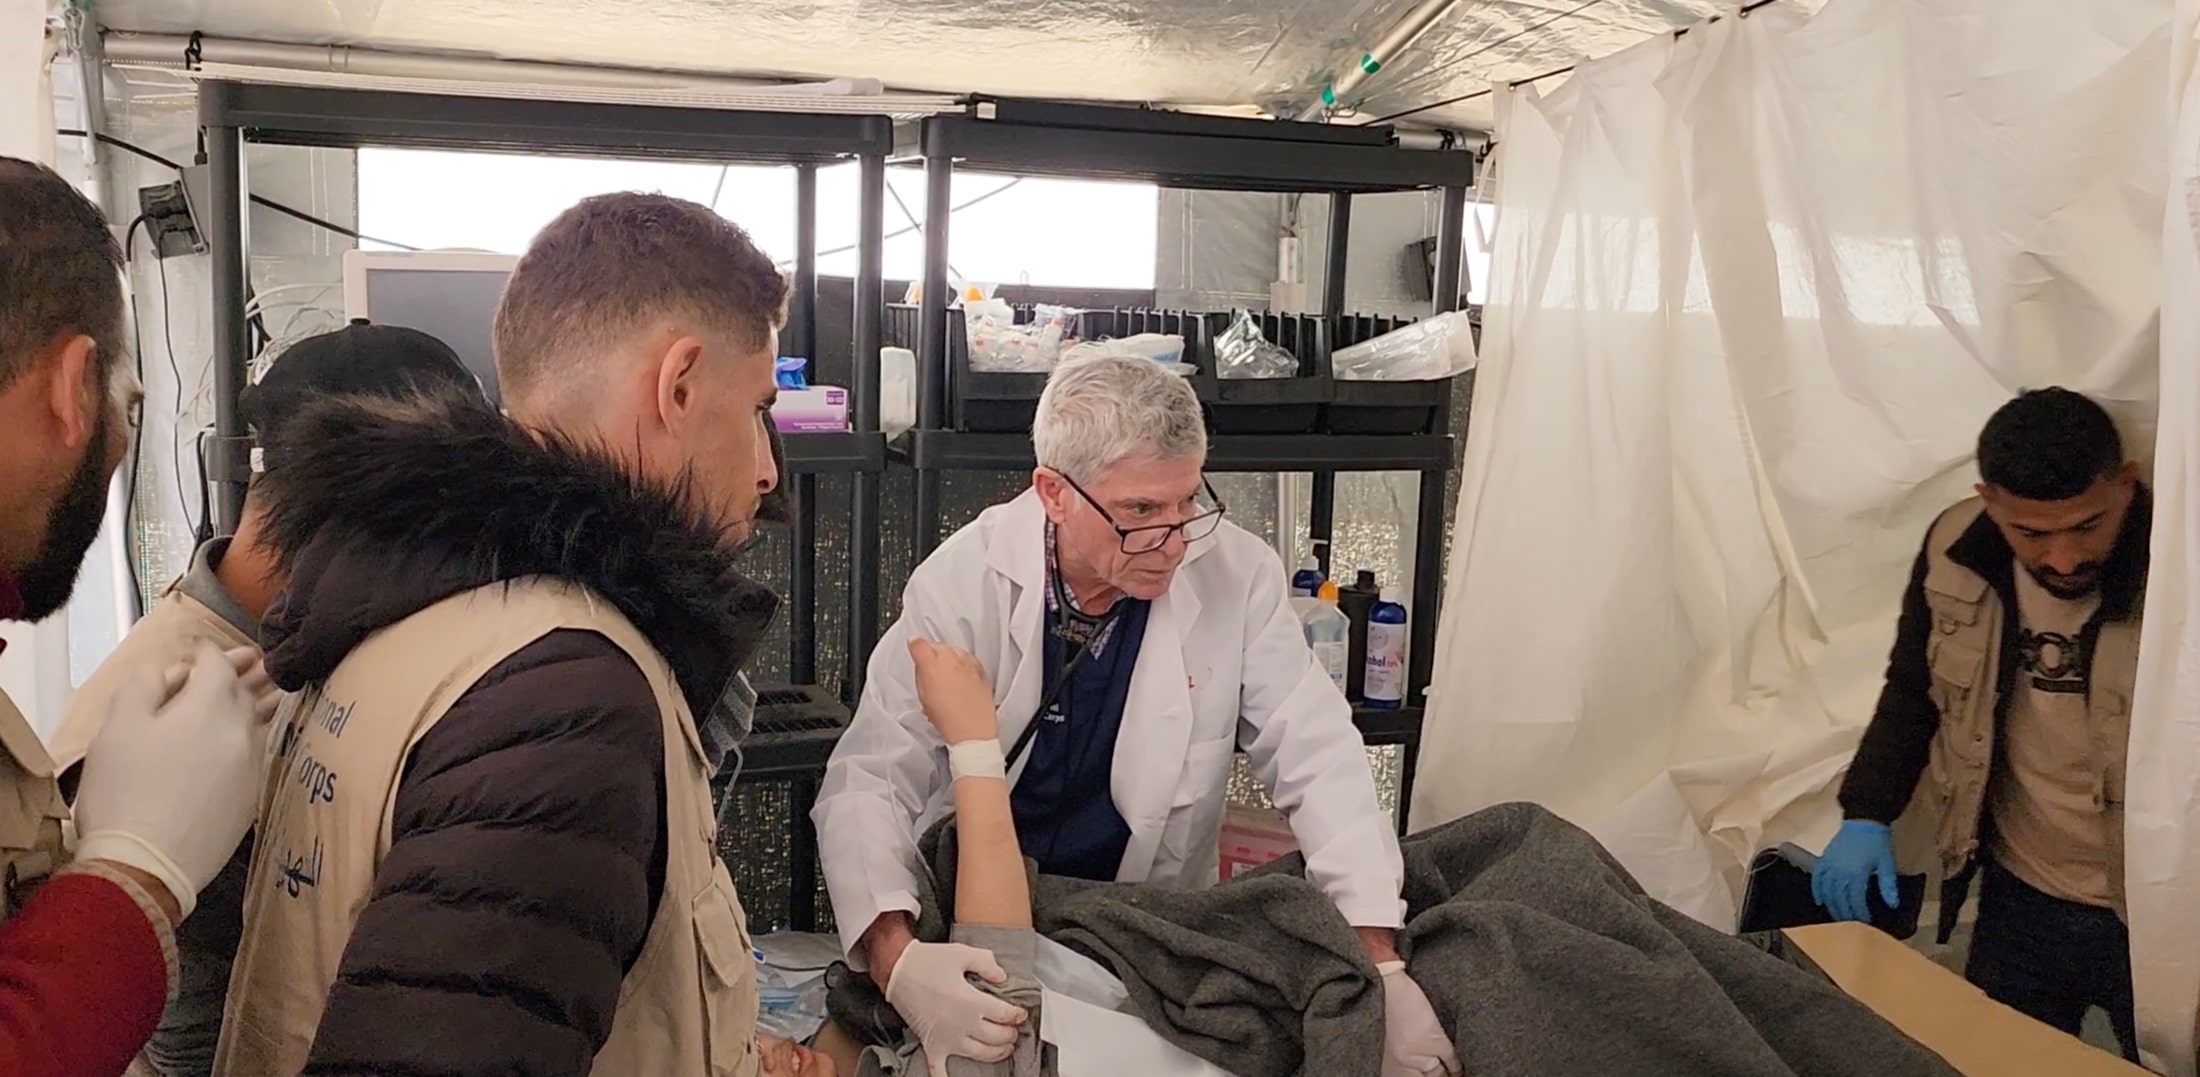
[0,870,174,1077]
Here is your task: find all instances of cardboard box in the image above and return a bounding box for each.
[1217,806,1297,881]
[1783,922,2150,1076]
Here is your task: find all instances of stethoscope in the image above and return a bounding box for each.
[1002,546,1127,771]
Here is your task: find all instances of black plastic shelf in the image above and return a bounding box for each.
[780,431,887,474]
[893,430,1454,473]
[199,80,895,162]
[1352,705,1425,747]
[918,106,1472,193]
[984,99,1394,148]
[740,684,853,780]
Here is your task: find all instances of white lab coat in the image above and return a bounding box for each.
[814,489,1405,960]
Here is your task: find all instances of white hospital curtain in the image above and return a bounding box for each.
[2132,2,2200,1072]
[1413,0,2175,1057]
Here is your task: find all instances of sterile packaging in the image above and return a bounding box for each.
[1218,805,1298,880]
[751,933,842,1041]
[1329,309,1479,381]
[967,301,1078,373]
[770,386,848,432]
[1212,310,1300,380]
[1060,333,1194,377]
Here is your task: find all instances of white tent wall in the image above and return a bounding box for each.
[1413,0,2170,1009]
[2131,1,2200,1071]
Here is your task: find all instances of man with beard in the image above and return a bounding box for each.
[0,155,277,1077]
[1813,387,2147,1060]
[216,192,783,1077]
[49,321,481,1077]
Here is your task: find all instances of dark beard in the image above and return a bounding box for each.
[2027,561,2103,601]
[14,419,115,621]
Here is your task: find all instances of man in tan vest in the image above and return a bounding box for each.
[50,321,478,1077]
[0,155,276,1077]
[215,191,784,1077]
[1813,388,2146,1060]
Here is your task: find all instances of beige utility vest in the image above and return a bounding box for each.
[1889,499,2137,916]
[0,690,69,919]
[214,577,760,1076]
[47,582,257,775]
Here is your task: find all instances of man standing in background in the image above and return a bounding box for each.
[1815,388,2146,1060]
[51,321,480,1077]
[215,192,785,1077]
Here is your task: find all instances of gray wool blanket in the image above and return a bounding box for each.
[905,801,1958,1077]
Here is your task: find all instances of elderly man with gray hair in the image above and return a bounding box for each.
[816,354,1455,1076]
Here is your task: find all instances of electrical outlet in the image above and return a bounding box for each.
[137,171,208,259]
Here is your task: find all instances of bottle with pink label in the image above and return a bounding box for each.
[1362,587,1408,709]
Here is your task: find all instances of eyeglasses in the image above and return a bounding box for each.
[108,362,144,432]
[1059,473,1226,554]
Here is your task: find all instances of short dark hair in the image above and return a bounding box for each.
[242,321,480,452]
[1976,387,2124,501]
[492,192,788,402]
[0,157,124,389]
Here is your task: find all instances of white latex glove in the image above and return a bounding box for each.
[885,939,1027,1077]
[1379,961,1461,1077]
[72,643,278,919]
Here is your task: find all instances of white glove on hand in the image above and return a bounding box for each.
[1379,961,1461,1077]
[73,643,278,919]
[885,940,1028,1077]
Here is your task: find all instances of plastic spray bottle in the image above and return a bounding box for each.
[1298,581,1350,693]
[1290,540,1328,598]
[1362,587,1408,709]
[1291,557,1324,598]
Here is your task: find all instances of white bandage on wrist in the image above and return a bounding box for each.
[947,738,1007,781]
[73,830,197,920]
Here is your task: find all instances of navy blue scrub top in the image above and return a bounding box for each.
[1009,598,1150,881]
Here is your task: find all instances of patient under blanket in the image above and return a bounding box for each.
[866,801,1958,1077]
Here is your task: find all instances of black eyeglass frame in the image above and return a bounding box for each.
[1056,472,1227,554]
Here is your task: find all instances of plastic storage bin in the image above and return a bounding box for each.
[1324,313,1453,434]
[883,303,1050,433]
[1192,311,1330,434]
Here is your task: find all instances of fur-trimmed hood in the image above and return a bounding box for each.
[255,389,779,716]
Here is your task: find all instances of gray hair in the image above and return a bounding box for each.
[1032,354,1206,482]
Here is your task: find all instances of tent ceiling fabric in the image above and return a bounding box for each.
[96,0,1742,130]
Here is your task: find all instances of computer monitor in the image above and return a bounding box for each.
[341,250,515,405]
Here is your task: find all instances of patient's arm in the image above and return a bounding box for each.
[906,639,1033,928]
[908,639,1046,1077]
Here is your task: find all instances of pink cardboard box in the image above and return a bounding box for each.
[1219,806,1298,880]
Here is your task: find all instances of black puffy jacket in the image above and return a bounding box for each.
[254,390,777,1076]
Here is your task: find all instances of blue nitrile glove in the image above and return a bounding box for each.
[1811,820,1899,924]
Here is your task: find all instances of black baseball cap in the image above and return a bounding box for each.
[241,319,483,445]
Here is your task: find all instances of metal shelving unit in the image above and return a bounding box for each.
[899,99,1476,823]
[197,79,903,928]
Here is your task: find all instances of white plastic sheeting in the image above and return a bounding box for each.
[2131,4,2200,1072]
[1414,0,2168,1008]
[95,0,1762,130]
